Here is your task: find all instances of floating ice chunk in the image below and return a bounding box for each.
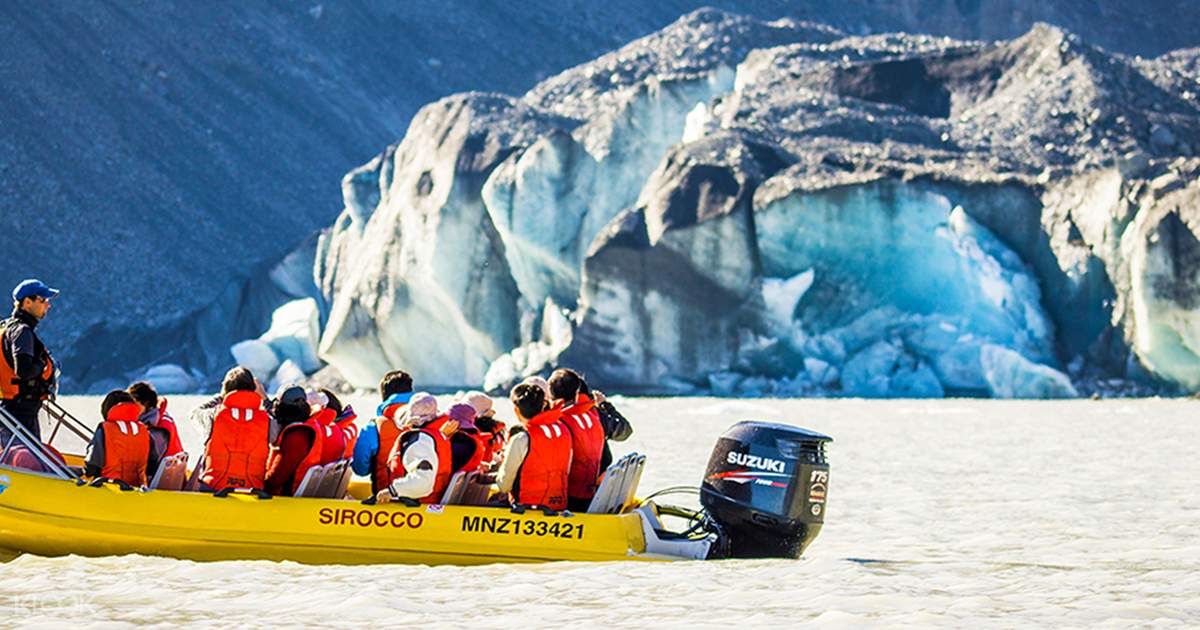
[980,344,1077,399]
[707,371,742,396]
[842,340,944,398]
[483,299,574,393]
[830,306,910,355]
[261,298,322,374]
[932,343,987,392]
[230,339,280,380]
[142,364,196,395]
[269,359,308,396]
[804,357,838,387]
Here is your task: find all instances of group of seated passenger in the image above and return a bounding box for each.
[79,367,356,494]
[372,367,632,512]
[13,363,633,512]
[83,381,184,485]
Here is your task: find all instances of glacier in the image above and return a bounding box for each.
[308,11,1200,398]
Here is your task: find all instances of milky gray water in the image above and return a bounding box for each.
[1,397,1197,628]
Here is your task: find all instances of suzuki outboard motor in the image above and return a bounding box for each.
[701,421,832,559]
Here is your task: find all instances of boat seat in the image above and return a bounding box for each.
[315,460,348,498]
[616,455,646,513]
[440,470,468,504]
[335,461,354,499]
[293,463,326,498]
[460,472,493,505]
[149,452,189,491]
[586,453,635,514]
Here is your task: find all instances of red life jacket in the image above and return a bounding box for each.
[201,390,270,491]
[155,399,185,457]
[266,409,343,496]
[451,429,491,474]
[386,420,453,504]
[557,394,605,502]
[100,402,150,487]
[512,409,572,510]
[477,417,507,468]
[336,407,359,459]
[310,407,347,465]
[372,403,406,493]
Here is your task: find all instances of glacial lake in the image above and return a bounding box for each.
[2,396,1197,628]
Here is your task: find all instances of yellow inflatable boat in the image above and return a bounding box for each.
[0,463,681,565]
[0,405,831,566]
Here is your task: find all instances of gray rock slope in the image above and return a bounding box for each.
[318,9,1200,396]
[4,2,1199,392]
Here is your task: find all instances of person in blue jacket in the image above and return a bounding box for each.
[352,370,414,493]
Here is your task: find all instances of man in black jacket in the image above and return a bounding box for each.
[1,279,59,441]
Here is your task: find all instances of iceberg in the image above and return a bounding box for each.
[230,339,280,382]
[483,299,574,393]
[260,298,322,374]
[980,344,1078,399]
[841,340,944,398]
[140,364,197,395]
[269,359,308,396]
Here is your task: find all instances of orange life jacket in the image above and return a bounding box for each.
[155,399,185,457]
[557,394,605,501]
[0,318,54,400]
[372,403,406,493]
[512,409,572,510]
[100,402,150,487]
[386,420,453,504]
[201,390,270,491]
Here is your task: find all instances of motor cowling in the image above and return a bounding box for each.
[701,421,831,559]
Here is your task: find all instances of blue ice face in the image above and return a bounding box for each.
[755,180,1062,397]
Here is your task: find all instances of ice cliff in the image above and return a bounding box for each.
[314,10,1200,398]
[8,2,1200,394]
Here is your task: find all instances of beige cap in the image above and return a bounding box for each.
[462,391,493,416]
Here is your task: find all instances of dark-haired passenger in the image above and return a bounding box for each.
[264,386,346,496]
[547,368,634,510]
[197,370,271,492]
[492,383,571,510]
[189,366,270,443]
[353,370,415,494]
[127,381,185,477]
[84,389,160,487]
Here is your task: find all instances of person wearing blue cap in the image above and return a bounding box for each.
[0,279,60,440]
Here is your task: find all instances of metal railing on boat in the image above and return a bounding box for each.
[0,402,80,481]
[42,399,93,444]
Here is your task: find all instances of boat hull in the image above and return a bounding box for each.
[0,466,655,566]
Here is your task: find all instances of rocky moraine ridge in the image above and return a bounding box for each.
[308,10,1200,398]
